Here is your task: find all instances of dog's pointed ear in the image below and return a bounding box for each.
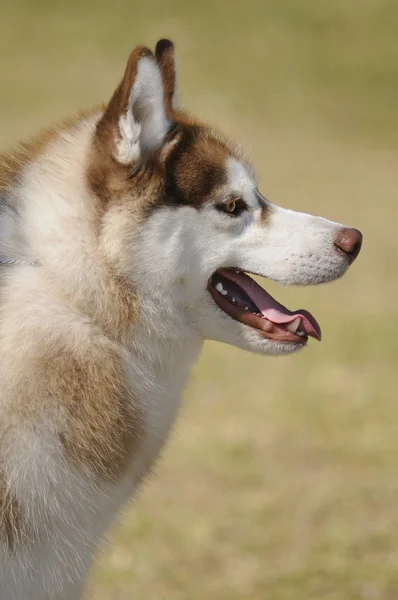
[155,39,178,114]
[98,45,170,165]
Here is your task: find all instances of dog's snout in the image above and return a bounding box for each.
[334,227,363,262]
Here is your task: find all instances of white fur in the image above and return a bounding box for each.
[0,118,356,598]
[225,158,349,285]
[0,117,201,599]
[116,57,169,163]
[123,155,351,356]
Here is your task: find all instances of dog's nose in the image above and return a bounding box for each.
[334,227,363,262]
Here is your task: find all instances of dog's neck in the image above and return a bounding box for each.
[1,115,202,361]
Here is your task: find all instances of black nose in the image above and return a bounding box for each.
[334,228,363,262]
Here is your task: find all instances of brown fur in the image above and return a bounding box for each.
[88,42,245,213]
[155,39,177,116]
[89,118,243,217]
[0,279,143,552]
[94,46,154,168]
[0,107,103,192]
[0,41,252,553]
[256,193,271,225]
[163,124,232,207]
[0,472,23,552]
[56,346,144,482]
[9,332,144,484]
[0,347,142,550]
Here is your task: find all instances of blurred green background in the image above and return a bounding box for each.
[1,1,397,598]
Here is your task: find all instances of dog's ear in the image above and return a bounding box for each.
[155,39,178,114]
[98,45,170,165]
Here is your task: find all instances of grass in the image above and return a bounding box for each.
[1,1,397,598]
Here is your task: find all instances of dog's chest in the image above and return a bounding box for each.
[0,335,202,599]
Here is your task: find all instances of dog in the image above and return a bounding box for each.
[0,39,362,599]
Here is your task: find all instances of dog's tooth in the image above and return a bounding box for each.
[245,306,249,311]
[215,282,226,295]
[286,317,301,333]
[296,330,305,337]
[232,297,236,303]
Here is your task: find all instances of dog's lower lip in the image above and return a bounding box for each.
[207,268,321,343]
[208,282,308,344]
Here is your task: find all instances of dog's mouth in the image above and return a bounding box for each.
[207,269,321,344]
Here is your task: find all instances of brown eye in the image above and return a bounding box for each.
[224,200,237,214]
[217,198,246,217]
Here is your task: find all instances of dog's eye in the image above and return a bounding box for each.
[224,200,237,214]
[217,198,246,217]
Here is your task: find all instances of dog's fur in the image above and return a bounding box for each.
[0,40,361,599]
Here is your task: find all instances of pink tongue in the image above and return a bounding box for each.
[220,269,322,341]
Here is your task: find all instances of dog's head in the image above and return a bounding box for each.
[91,40,362,355]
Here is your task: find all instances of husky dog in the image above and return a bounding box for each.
[0,40,362,599]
